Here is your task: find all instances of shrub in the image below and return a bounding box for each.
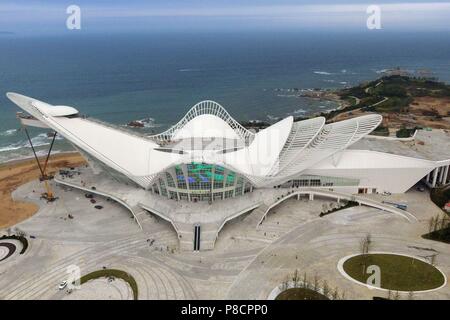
[430,186,450,208]
[396,128,415,138]
[320,200,359,217]
[79,269,138,300]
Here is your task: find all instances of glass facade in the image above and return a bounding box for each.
[151,162,252,202]
[287,175,360,188]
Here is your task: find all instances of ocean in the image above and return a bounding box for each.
[1,31,450,163]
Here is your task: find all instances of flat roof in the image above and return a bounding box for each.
[350,129,450,161]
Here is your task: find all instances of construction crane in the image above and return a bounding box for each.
[18,112,58,202]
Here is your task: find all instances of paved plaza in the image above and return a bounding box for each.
[0,177,449,300]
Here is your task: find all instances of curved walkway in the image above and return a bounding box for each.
[256,188,417,227]
[54,177,143,230]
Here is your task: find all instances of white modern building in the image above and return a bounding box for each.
[7,93,450,250]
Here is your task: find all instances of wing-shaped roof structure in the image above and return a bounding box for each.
[7,92,382,189]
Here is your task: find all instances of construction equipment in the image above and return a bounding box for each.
[21,124,58,202]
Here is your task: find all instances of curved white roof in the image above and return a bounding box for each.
[151,100,254,143]
[7,92,383,189]
[32,101,78,117]
[173,114,240,140]
[224,116,293,176]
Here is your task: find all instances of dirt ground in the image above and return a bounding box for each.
[0,152,86,229]
[407,96,450,129]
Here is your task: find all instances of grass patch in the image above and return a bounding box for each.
[275,288,330,300]
[422,227,450,244]
[79,269,138,300]
[343,254,445,291]
[422,213,449,243]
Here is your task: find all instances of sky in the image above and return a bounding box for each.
[1,0,450,35]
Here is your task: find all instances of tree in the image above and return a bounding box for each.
[280,276,289,291]
[332,287,339,300]
[360,233,372,272]
[393,291,400,300]
[313,273,320,291]
[439,215,447,230]
[430,254,437,266]
[329,202,336,210]
[322,280,330,298]
[360,233,372,255]
[302,272,308,289]
[433,216,440,232]
[387,290,392,300]
[292,269,300,288]
[428,216,435,233]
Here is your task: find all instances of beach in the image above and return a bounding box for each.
[0,152,86,229]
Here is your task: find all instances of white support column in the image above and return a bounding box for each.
[232,173,238,198]
[309,193,314,201]
[445,165,449,184]
[162,174,171,199]
[181,164,191,202]
[439,166,445,184]
[210,166,215,202]
[156,179,162,195]
[432,168,438,188]
[441,166,449,184]
[222,168,227,199]
[169,168,180,201]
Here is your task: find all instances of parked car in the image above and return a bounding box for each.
[58,281,67,290]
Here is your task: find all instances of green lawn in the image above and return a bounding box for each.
[343,254,445,291]
[275,288,329,300]
[79,269,138,300]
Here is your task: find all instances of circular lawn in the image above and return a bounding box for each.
[342,253,446,292]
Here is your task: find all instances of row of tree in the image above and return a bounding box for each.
[279,269,346,300]
[428,214,449,233]
[4,227,27,237]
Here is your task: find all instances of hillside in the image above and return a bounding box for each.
[328,75,450,136]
